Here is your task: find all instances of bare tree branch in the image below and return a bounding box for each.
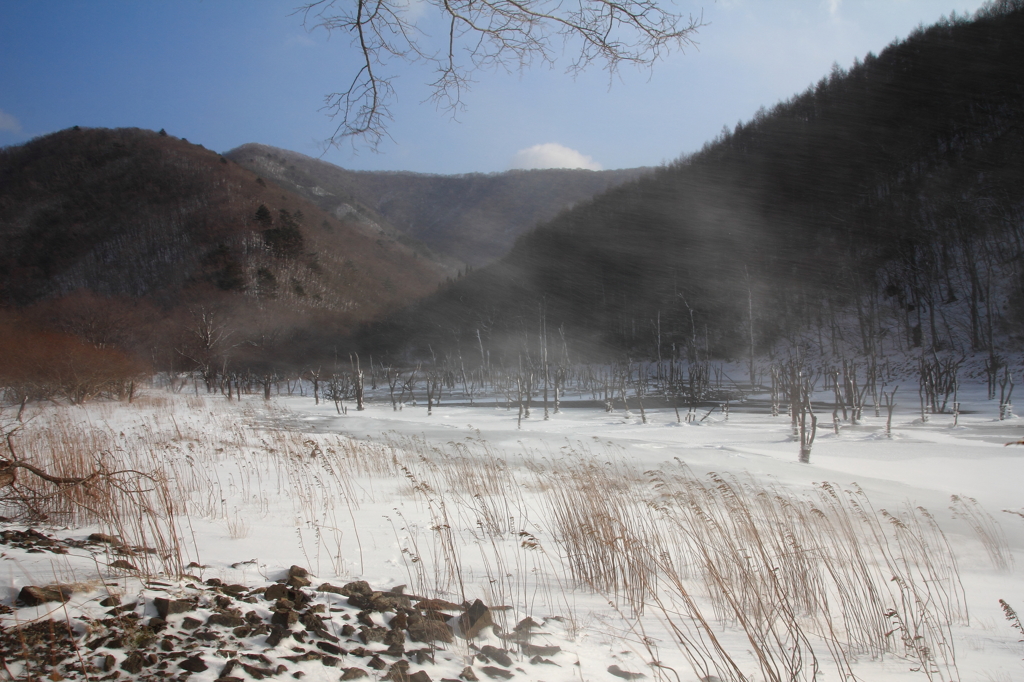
[297,0,703,150]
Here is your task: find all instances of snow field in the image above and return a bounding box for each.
[1,380,1023,681]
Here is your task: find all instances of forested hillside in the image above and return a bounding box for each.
[0,127,446,384]
[225,143,650,267]
[365,3,1024,365]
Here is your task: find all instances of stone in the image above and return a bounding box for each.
[458,600,492,640]
[369,592,402,612]
[607,665,646,679]
[265,627,289,647]
[359,625,388,644]
[408,672,432,682]
[520,643,560,657]
[178,655,208,673]
[414,599,463,611]
[17,585,72,606]
[271,610,299,627]
[317,583,346,595]
[99,595,121,607]
[286,566,312,588]
[316,641,346,656]
[221,584,248,597]
[480,667,513,680]
[180,617,202,630]
[119,651,146,674]
[368,656,387,670]
[458,667,479,681]
[108,559,139,571]
[408,619,453,644]
[154,598,194,619]
[513,617,539,633]
[480,646,512,667]
[263,584,292,601]
[207,613,246,628]
[390,611,408,630]
[340,669,369,680]
[88,533,122,545]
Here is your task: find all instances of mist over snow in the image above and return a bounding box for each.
[509,142,602,170]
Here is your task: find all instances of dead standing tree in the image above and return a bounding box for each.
[176,307,234,393]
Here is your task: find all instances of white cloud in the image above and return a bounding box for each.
[510,143,602,170]
[0,109,22,133]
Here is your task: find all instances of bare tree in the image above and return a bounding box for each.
[298,0,703,148]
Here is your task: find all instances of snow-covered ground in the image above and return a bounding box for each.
[2,375,1023,682]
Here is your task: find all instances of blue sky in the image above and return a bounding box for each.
[0,0,987,174]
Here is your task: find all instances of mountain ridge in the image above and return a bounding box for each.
[224,143,652,268]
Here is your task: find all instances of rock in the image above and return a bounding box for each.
[317,583,346,595]
[408,619,454,644]
[241,662,278,679]
[316,641,346,656]
[99,595,121,607]
[178,655,208,673]
[154,597,194,619]
[414,599,463,611]
[88,533,122,545]
[513,617,540,633]
[108,559,139,571]
[341,669,369,680]
[181,617,202,630]
[608,665,646,680]
[359,625,388,644]
[264,583,292,601]
[520,643,560,657]
[340,581,374,609]
[368,656,387,670]
[458,600,492,639]
[408,672,432,682]
[301,611,338,640]
[271,609,299,627]
[287,572,312,589]
[480,667,514,679]
[459,667,478,681]
[265,626,289,647]
[370,592,403,612]
[221,584,248,597]
[385,661,411,680]
[207,613,246,628]
[18,584,73,606]
[119,651,146,674]
[480,646,512,667]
